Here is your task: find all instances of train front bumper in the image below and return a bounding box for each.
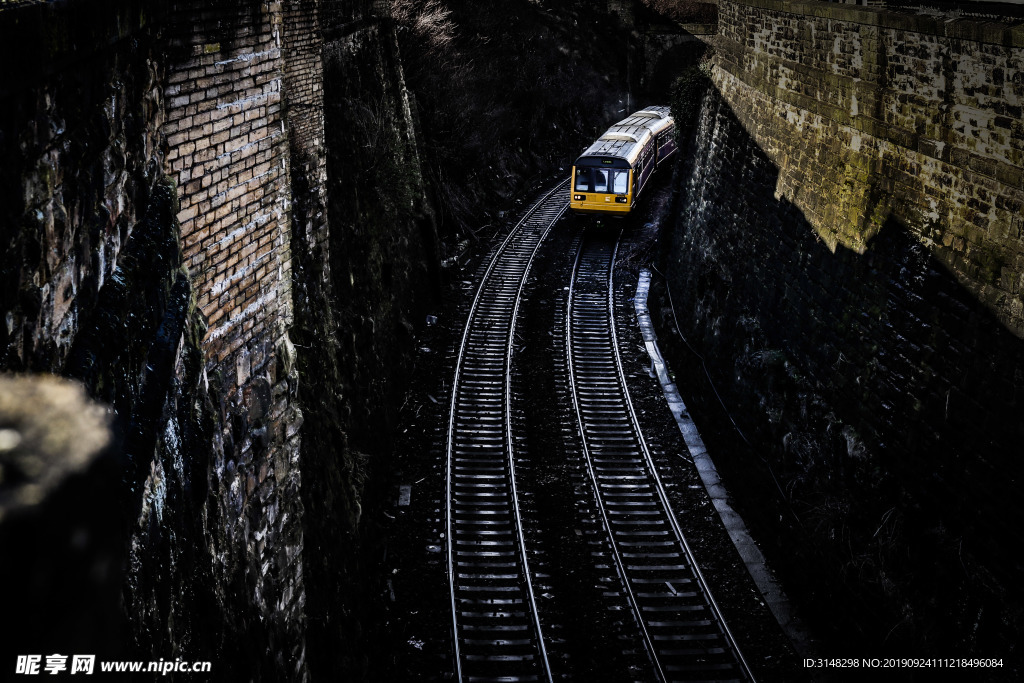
[570,194,632,215]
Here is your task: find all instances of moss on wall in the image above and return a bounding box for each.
[714,0,1024,336]
[663,84,1024,667]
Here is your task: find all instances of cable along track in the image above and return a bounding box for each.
[446,180,568,682]
[565,231,755,683]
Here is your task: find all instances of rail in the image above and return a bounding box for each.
[564,229,755,682]
[445,179,569,682]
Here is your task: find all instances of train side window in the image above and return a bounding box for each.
[574,168,590,191]
[612,170,628,194]
[594,169,609,193]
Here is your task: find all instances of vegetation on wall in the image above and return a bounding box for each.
[670,60,711,139]
[641,0,718,24]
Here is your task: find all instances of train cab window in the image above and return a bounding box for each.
[574,168,590,191]
[594,169,609,193]
[612,170,628,194]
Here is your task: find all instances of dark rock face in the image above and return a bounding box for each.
[296,12,441,680]
[0,24,165,373]
[323,19,437,456]
[1,0,439,680]
[1,7,245,673]
[663,88,1024,663]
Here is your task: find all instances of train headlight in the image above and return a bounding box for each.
[574,194,586,201]
[615,196,628,203]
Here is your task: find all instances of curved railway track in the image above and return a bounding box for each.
[564,230,755,683]
[445,180,569,682]
[444,179,755,682]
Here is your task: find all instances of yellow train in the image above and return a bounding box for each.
[570,105,677,216]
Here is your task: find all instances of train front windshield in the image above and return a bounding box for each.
[574,167,628,194]
[574,169,590,191]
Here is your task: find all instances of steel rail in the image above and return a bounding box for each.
[445,179,568,682]
[565,234,665,681]
[565,230,756,682]
[604,240,757,683]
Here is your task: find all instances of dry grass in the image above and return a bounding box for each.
[389,0,457,54]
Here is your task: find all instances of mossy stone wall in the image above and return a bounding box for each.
[715,0,1024,336]
[665,83,1024,663]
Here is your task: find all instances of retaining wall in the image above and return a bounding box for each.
[714,0,1024,335]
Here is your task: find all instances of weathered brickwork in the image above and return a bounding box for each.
[3,0,430,673]
[158,2,308,679]
[282,0,329,268]
[0,4,250,670]
[164,2,294,365]
[714,0,1024,335]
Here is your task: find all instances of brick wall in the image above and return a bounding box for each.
[0,1,306,672]
[714,0,1024,336]
[2,0,434,678]
[158,2,307,678]
[164,2,294,365]
[282,0,330,268]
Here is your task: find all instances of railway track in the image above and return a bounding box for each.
[563,230,754,683]
[445,180,569,682]
[444,179,754,681]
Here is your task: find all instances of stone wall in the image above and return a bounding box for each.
[661,0,1024,663]
[714,0,1024,336]
[0,0,436,679]
[666,82,1024,664]
[155,1,308,678]
[0,1,168,372]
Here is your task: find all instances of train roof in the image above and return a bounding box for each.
[576,106,674,166]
